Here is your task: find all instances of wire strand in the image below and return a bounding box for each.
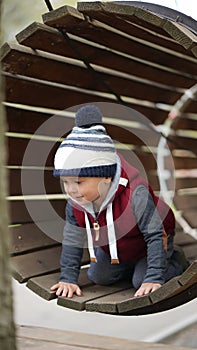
[44,0,53,11]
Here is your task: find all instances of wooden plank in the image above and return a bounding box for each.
[117,290,152,314]
[173,155,197,170]
[174,231,196,246]
[7,136,58,167]
[26,272,60,300]
[11,246,62,282]
[149,262,197,303]
[2,43,184,105]
[174,117,197,130]
[8,168,62,196]
[77,1,197,55]
[89,262,196,315]
[124,282,197,315]
[106,123,161,147]
[7,162,159,197]
[9,222,61,255]
[182,210,197,229]
[5,100,165,142]
[178,260,197,285]
[57,281,131,311]
[6,106,50,134]
[121,149,158,170]
[9,199,65,224]
[7,130,159,170]
[162,20,197,54]
[26,266,92,301]
[6,105,74,135]
[182,244,197,261]
[81,101,166,128]
[116,264,197,315]
[171,135,197,154]
[43,5,197,75]
[7,153,160,197]
[6,113,167,168]
[4,76,169,125]
[4,73,115,110]
[17,326,194,350]
[86,269,197,314]
[11,246,90,284]
[149,277,181,304]
[86,287,134,314]
[175,178,197,190]
[174,196,197,211]
[184,101,197,114]
[24,153,159,192]
[16,22,196,89]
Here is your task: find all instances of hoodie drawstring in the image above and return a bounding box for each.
[84,203,119,264]
[84,211,97,262]
[106,203,119,264]
[84,177,127,264]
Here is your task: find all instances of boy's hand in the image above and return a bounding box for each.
[51,282,82,298]
[134,282,161,297]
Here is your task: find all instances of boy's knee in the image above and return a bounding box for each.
[87,268,111,285]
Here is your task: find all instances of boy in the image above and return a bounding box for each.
[51,104,187,298]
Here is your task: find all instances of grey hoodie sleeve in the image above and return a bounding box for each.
[59,201,86,284]
[132,185,166,284]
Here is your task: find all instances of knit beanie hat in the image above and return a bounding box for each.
[53,105,117,178]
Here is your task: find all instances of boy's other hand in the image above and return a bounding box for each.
[51,282,82,298]
[134,282,161,297]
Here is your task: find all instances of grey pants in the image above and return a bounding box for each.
[87,246,183,289]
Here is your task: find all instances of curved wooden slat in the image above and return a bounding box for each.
[27,259,197,315]
[8,168,61,196]
[77,1,197,55]
[16,22,196,89]
[7,137,58,167]
[10,221,61,255]
[9,199,65,224]
[11,245,62,283]
[57,280,131,312]
[26,257,91,301]
[43,5,197,74]
[85,261,197,315]
[2,43,183,105]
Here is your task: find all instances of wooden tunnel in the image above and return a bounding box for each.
[1,1,197,315]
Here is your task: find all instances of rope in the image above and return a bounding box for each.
[44,0,53,11]
[58,29,125,105]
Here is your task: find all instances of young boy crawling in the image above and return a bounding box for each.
[51,104,188,298]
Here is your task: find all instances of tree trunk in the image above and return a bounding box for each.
[0,1,17,348]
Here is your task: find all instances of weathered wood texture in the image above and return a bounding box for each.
[0,23,16,347]
[17,326,193,350]
[1,1,197,315]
